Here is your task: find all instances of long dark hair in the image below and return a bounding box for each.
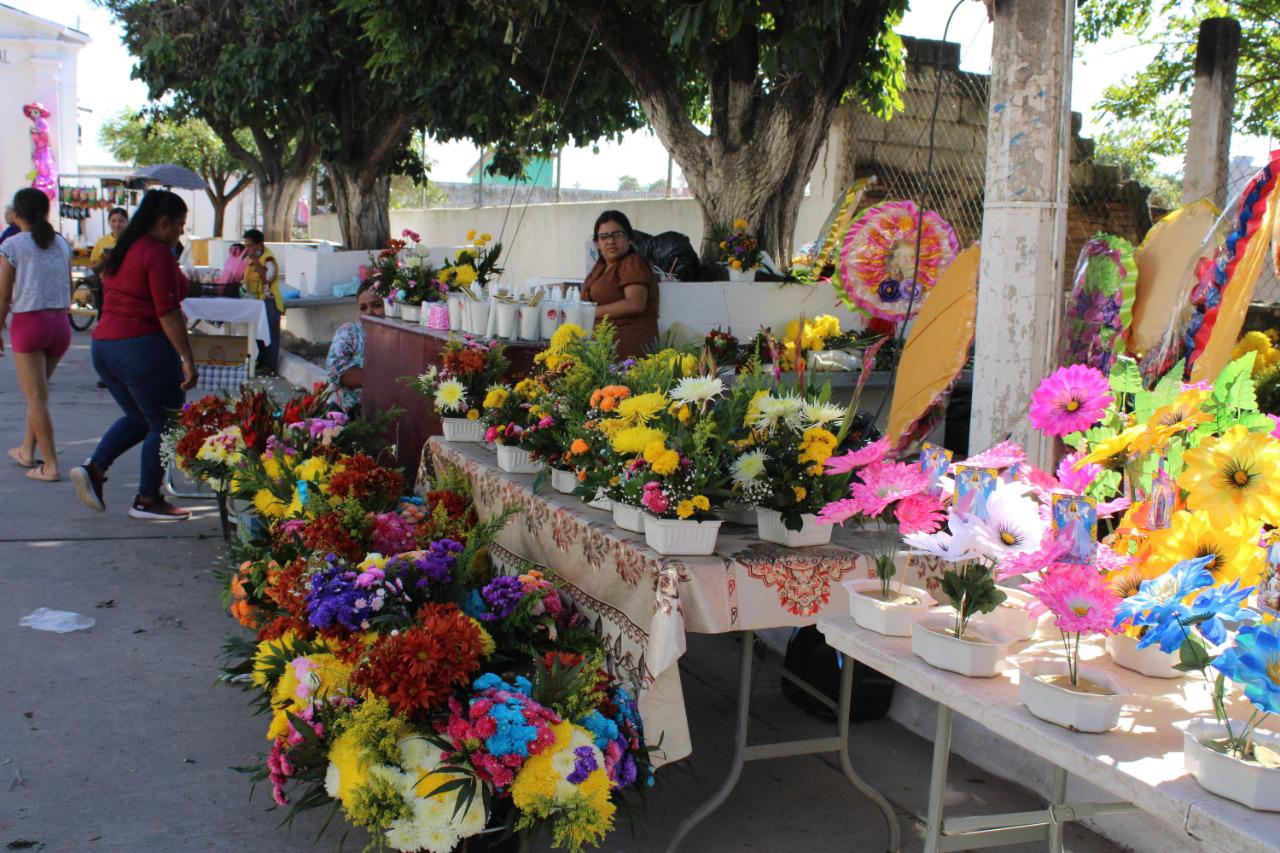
[104,189,187,277]
[12,188,55,250]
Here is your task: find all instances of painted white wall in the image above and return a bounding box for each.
[310,132,843,289]
[0,7,87,219]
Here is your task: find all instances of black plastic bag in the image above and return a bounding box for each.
[633,230,701,281]
[781,626,895,722]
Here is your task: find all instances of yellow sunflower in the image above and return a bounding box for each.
[1178,425,1280,527]
[1140,510,1266,588]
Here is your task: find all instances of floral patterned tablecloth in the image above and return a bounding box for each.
[427,438,905,765]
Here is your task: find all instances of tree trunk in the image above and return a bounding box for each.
[204,175,253,239]
[327,163,392,250]
[210,197,227,239]
[257,175,307,243]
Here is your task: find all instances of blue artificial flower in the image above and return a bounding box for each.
[580,710,620,752]
[1185,580,1258,646]
[1212,622,1280,715]
[1113,556,1215,652]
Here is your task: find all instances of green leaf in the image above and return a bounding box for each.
[1176,634,1213,671]
[1109,356,1143,396]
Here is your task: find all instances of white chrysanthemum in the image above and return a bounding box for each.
[802,401,847,428]
[732,449,768,485]
[750,393,805,431]
[670,375,725,405]
[435,378,467,413]
[324,762,341,799]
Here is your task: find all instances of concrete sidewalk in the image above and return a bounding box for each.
[0,331,1120,852]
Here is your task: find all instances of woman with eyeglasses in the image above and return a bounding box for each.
[325,279,384,415]
[581,210,658,358]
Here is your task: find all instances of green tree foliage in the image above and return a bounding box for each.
[617,175,641,192]
[1078,2,1278,162]
[99,111,253,237]
[343,0,908,264]
[1092,124,1184,207]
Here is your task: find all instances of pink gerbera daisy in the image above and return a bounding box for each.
[1055,451,1100,494]
[849,461,928,517]
[894,491,946,535]
[995,526,1068,580]
[824,436,890,475]
[961,440,1027,471]
[1028,365,1112,437]
[815,498,862,526]
[1021,563,1119,635]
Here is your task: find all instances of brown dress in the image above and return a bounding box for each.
[581,251,659,358]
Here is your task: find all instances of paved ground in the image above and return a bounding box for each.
[0,330,1121,852]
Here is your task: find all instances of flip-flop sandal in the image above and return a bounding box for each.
[25,463,61,483]
[7,448,41,468]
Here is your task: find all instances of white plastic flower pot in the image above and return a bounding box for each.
[612,502,646,533]
[399,303,421,322]
[718,502,757,527]
[843,579,932,637]
[1107,632,1184,679]
[586,491,613,512]
[447,295,464,330]
[495,444,543,475]
[726,265,757,282]
[1184,719,1280,811]
[909,612,1013,678]
[494,300,517,339]
[971,586,1039,642]
[383,298,400,318]
[1017,658,1125,733]
[440,417,484,443]
[643,514,723,556]
[550,467,577,494]
[755,508,833,548]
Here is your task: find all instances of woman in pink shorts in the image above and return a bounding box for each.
[0,188,72,481]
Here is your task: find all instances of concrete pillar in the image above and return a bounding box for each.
[1181,18,1240,207]
[970,0,1074,465]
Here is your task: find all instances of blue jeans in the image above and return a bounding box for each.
[258,299,281,372]
[90,333,185,499]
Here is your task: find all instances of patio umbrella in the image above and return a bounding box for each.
[129,163,206,191]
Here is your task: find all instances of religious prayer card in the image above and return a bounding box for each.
[1052,494,1098,565]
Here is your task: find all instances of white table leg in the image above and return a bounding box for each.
[1047,766,1068,852]
[923,704,954,853]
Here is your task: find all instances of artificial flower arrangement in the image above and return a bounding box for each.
[408,336,510,441]
[716,217,762,273]
[437,229,504,293]
[169,383,660,850]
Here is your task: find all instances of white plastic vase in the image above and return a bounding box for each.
[540,301,563,339]
[495,444,543,475]
[643,514,722,556]
[755,508,832,547]
[843,579,932,637]
[383,298,400,318]
[612,502,646,533]
[447,295,464,330]
[1184,720,1280,811]
[494,300,517,339]
[579,301,597,337]
[727,266,757,282]
[399,303,420,322]
[440,417,484,443]
[518,304,541,340]
[908,612,1012,678]
[1107,633,1184,679]
[1017,658,1125,733]
[550,467,577,494]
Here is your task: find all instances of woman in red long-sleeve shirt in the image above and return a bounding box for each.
[70,190,199,521]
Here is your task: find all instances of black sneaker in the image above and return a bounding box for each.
[70,463,107,512]
[129,496,191,521]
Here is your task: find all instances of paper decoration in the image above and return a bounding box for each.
[886,243,980,448]
[1062,234,1137,374]
[836,200,959,322]
[23,102,57,200]
[1129,199,1220,359]
[812,177,872,272]
[1189,151,1280,382]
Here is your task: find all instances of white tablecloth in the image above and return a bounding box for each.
[181,297,270,343]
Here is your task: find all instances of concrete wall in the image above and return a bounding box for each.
[312,130,843,289]
[0,9,87,222]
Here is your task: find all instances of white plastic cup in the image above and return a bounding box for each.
[495,300,517,339]
[578,301,597,337]
[479,298,494,338]
[447,295,464,330]
[540,300,563,338]
[519,304,540,340]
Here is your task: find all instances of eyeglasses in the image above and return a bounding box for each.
[595,230,627,242]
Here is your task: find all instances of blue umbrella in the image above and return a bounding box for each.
[129,163,206,190]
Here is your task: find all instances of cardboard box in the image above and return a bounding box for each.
[190,333,249,366]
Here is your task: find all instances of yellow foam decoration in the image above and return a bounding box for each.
[1192,182,1280,383]
[887,243,980,445]
[1128,199,1220,358]
[813,178,871,272]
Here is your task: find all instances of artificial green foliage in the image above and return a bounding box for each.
[938,564,1005,639]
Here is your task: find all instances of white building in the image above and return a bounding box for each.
[0,4,87,218]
